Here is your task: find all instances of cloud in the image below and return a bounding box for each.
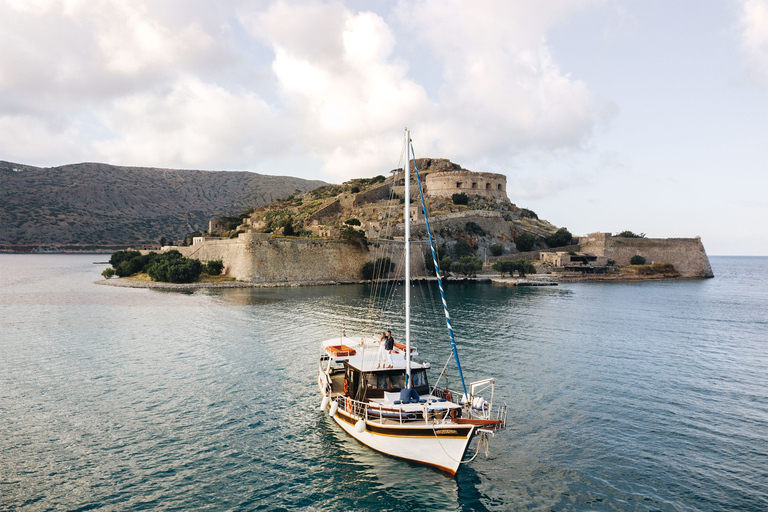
[240,1,432,178]
[738,0,768,83]
[0,0,607,184]
[93,76,291,169]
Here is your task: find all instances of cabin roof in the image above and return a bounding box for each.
[322,336,427,372]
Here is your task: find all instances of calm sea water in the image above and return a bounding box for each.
[0,255,766,511]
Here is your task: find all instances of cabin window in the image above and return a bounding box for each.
[485,183,490,189]
[497,184,502,190]
[471,182,477,189]
[365,372,407,390]
[411,370,428,388]
[456,182,462,188]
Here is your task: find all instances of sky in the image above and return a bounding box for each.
[1,0,766,255]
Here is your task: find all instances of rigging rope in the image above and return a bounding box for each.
[410,139,469,400]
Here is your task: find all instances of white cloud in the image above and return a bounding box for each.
[738,0,768,83]
[241,1,431,178]
[0,0,606,182]
[93,76,290,169]
[395,0,604,168]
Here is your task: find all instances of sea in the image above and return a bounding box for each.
[0,254,766,511]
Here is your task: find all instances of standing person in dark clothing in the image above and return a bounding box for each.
[384,330,395,368]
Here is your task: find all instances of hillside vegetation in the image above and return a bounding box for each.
[0,161,325,249]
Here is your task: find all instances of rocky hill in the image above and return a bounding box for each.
[0,161,325,250]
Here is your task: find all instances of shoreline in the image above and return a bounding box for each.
[94,271,704,291]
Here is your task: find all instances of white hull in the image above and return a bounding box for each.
[326,402,476,475]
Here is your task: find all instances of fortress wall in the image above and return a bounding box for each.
[409,211,513,240]
[425,170,509,202]
[581,233,714,277]
[305,199,341,223]
[353,183,391,206]
[175,232,426,283]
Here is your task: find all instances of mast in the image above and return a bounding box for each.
[404,129,412,386]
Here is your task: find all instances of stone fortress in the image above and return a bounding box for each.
[169,159,713,284]
[424,170,508,201]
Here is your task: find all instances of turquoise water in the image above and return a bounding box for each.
[1,255,766,511]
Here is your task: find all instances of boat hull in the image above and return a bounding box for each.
[328,403,477,475]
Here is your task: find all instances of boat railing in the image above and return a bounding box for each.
[335,394,452,427]
[433,382,497,421]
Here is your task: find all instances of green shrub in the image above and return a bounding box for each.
[492,259,536,277]
[361,257,395,280]
[464,221,485,236]
[350,186,360,193]
[515,232,535,252]
[519,208,538,219]
[109,250,141,267]
[147,255,202,283]
[340,225,367,246]
[440,255,453,273]
[452,192,469,205]
[630,255,646,265]
[101,268,115,279]
[490,243,504,256]
[616,230,645,238]
[115,257,144,277]
[424,246,449,275]
[545,227,572,248]
[456,238,472,257]
[205,260,224,275]
[282,221,295,236]
[344,218,361,226]
[452,256,483,277]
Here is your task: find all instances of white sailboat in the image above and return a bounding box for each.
[317,129,506,475]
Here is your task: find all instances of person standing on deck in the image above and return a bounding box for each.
[384,330,395,368]
[377,332,387,369]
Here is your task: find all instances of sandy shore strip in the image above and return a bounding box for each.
[94,278,354,290]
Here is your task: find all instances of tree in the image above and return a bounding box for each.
[109,250,141,268]
[205,260,224,275]
[630,255,646,265]
[545,227,572,248]
[424,245,448,275]
[340,225,368,247]
[452,192,469,205]
[147,255,202,283]
[456,238,472,257]
[492,259,536,277]
[440,255,453,273]
[452,256,483,277]
[464,221,485,236]
[344,218,361,226]
[490,243,504,256]
[515,232,535,252]
[101,268,115,279]
[361,257,395,280]
[282,221,295,236]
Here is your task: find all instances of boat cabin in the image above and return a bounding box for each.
[320,336,430,403]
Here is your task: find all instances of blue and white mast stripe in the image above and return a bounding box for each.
[409,138,469,400]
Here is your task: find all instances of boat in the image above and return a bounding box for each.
[317,129,507,475]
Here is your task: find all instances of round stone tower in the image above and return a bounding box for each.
[424,170,509,202]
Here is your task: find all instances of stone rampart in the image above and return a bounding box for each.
[175,232,426,283]
[353,183,391,206]
[580,233,714,277]
[305,199,341,223]
[408,211,513,240]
